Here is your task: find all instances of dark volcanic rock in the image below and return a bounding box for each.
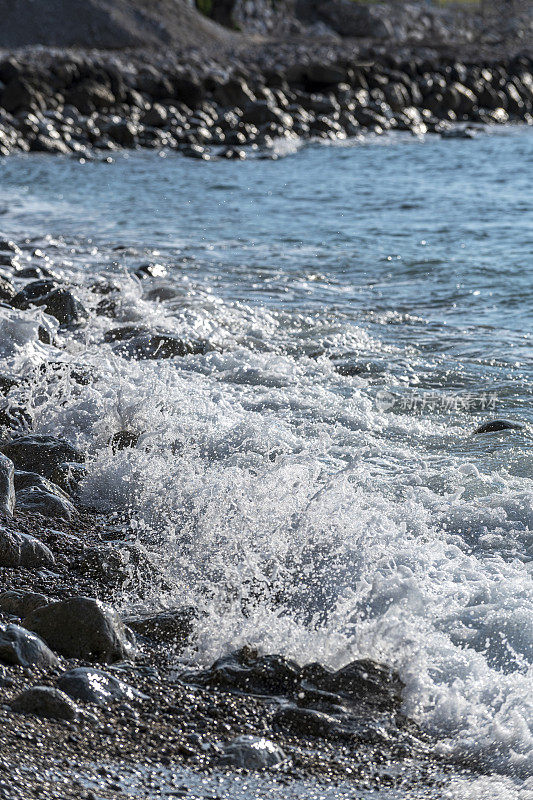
[0,623,58,668]
[10,686,80,721]
[58,666,146,706]
[23,596,137,662]
[0,434,85,479]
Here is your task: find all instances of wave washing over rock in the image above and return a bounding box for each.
[0,129,531,798]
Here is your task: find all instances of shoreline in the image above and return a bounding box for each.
[0,47,531,159]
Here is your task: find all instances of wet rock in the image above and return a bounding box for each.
[184,648,301,696]
[11,279,87,324]
[10,686,80,721]
[0,452,15,516]
[0,434,85,479]
[16,486,76,520]
[304,658,404,711]
[134,262,168,279]
[114,333,209,360]
[0,275,15,302]
[473,419,524,434]
[126,607,196,649]
[109,430,139,452]
[0,590,51,617]
[0,78,45,113]
[0,528,55,569]
[0,402,33,432]
[49,461,87,496]
[0,623,58,668]
[219,735,287,769]
[272,706,340,738]
[65,81,115,114]
[0,526,54,568]
[23,596,137,663]
[10,279,58,309]
[58,667,146,706]
[14,469,71,499]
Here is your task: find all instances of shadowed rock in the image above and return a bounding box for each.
[0,623,58,668]
[0,527,55,568]
[0,590,51,617]
[10,686,80,721]
[23,596,137,662]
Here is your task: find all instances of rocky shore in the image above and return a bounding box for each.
[0,229,497,798]
[0,47,531,160]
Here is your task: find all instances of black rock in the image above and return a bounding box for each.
[0,527,54,568]
[272,706,340,738]
[0,590,51,617]
[114,333,209,360]
[473,419,524,435]
[0,623,58,668]
[0,434,85,479]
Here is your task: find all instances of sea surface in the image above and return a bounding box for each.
[0,127,532,798]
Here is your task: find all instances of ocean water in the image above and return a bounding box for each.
[0,127,532,796]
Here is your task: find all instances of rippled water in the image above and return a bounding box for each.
[0,127,532,796]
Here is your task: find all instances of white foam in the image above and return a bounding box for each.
[0,258,531,788]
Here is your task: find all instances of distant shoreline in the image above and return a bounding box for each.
[0,44,531,160]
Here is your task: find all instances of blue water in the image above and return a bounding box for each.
[0,127,532,796]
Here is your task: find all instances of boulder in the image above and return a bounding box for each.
[0,434,85,479]
[58,666,146,706]
[10,686,80,721]
[219,736,287,769]
[23,596,136,662]
[0,590,51,617]
[0,526,55,568]
[16,486,76,520]
[0,452,15,516]
[0,623,58,667]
